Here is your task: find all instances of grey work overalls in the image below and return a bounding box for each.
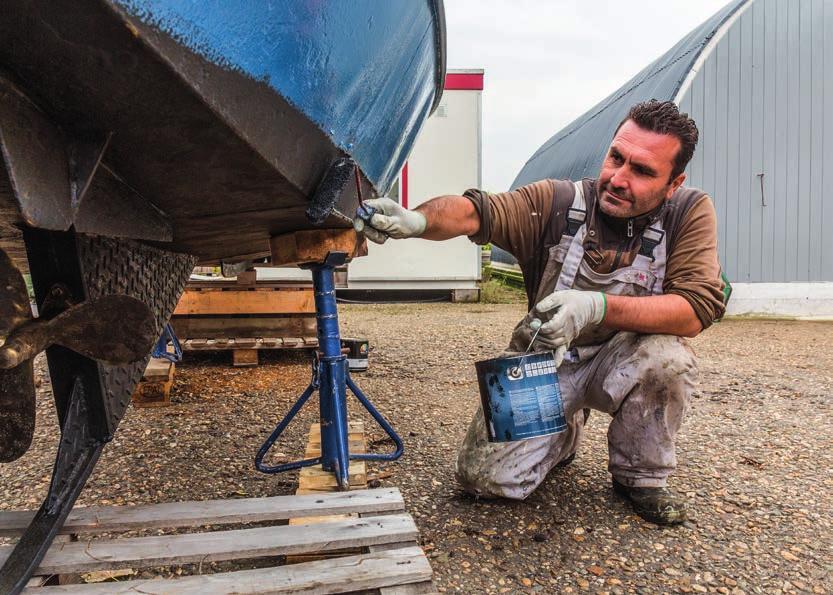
[455,181,699,499]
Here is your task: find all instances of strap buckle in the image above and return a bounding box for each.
[639,226,665,261]
[565,208,586,236]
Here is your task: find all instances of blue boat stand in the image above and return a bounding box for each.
[255,251,403,489]
[151,323,183,363]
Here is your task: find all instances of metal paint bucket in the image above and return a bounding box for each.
[475,351,567,442]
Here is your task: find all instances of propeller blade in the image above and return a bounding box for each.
[0,361,35,462]
[0,247,32,341]
[51,294,157,364]
[0,294,156,369]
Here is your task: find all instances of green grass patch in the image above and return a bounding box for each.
[479,278,526,304]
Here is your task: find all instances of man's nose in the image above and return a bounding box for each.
[610,166,630,189]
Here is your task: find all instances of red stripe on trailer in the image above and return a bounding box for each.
[401,162,409,209]
[444,72,484,90]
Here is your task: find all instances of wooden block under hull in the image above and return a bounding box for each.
[132,358,175,408]
[270,229,367,267]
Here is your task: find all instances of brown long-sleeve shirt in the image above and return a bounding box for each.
[466,178,726,329]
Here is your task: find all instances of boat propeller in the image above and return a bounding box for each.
[0,248,157,462]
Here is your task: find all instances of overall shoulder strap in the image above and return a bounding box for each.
[633,186,706,294]
[565,181,586,236]
[527,179,578,309]
[660,186,708,251]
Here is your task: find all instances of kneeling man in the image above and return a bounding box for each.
[356,100,726,525]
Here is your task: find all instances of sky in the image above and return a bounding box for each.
[444,0,732,192]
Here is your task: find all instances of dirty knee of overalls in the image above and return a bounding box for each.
[633,335,698,387]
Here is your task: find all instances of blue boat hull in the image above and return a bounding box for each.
[0,0,445,263]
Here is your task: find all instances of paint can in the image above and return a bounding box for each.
[341,337,369,371]
[475,351,567,442]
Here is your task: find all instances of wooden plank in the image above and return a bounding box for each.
[26,546,432,594]
[186,279,312,290]
[233,349,258,367]
[269,228,367,267]
[299,423,367,488]
[308,421,364,435]
[297,468,366,490]
[287,422,369,562]
[0,489,405,537]
[368,544,436,595]
[0,515,418,574]
[304,439,365,456]
[142,358,172,381]
[180,340,312,353]
[174,289,314,315]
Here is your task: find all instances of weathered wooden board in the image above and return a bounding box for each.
[0,515,418,574]
[0,489,404,537]
[170,315,316,340]
[181,337,318,352]
[25,546,432,594]
[369,543,437,595]
[233,348,258,367]
[296,422,368,493]
[270,228,367,267]
[142,357,173,381]
[287,421,369,565]
[185,279,311,290]
[173,288,314,315]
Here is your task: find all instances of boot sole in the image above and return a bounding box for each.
[612,480,687,525]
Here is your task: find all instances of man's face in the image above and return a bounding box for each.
[596,120,687,218]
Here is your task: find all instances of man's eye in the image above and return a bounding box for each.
[609,153,623,163]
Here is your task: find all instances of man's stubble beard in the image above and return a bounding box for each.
[597,181,670,219]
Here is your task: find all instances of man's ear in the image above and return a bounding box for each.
[666,172,686,198]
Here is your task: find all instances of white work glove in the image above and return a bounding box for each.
[353,197,427,245]
[533,290,606,365]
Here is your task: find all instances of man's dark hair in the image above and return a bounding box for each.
[615,100,699,181]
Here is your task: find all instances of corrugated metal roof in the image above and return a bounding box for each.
[512,0,748,189]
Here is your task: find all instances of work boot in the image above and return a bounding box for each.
[555,452,576,468]
[612,478,687,525]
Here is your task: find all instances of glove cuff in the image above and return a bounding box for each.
[594,292,607,324]
[408,210,427,237]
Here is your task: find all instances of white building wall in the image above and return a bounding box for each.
[678,0,833,283]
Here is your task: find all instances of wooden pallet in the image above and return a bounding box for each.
[181,337,319,367]
[284,423,436,594]
[171,276,318,368]
[0,489,433,593]
[181,337,319,352]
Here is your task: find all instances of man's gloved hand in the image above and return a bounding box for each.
[534,289,607,356]
[353,197,427,245]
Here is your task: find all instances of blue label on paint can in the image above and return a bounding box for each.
[475,352,567,442]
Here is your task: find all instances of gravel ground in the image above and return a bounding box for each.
[2,303,831,593]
